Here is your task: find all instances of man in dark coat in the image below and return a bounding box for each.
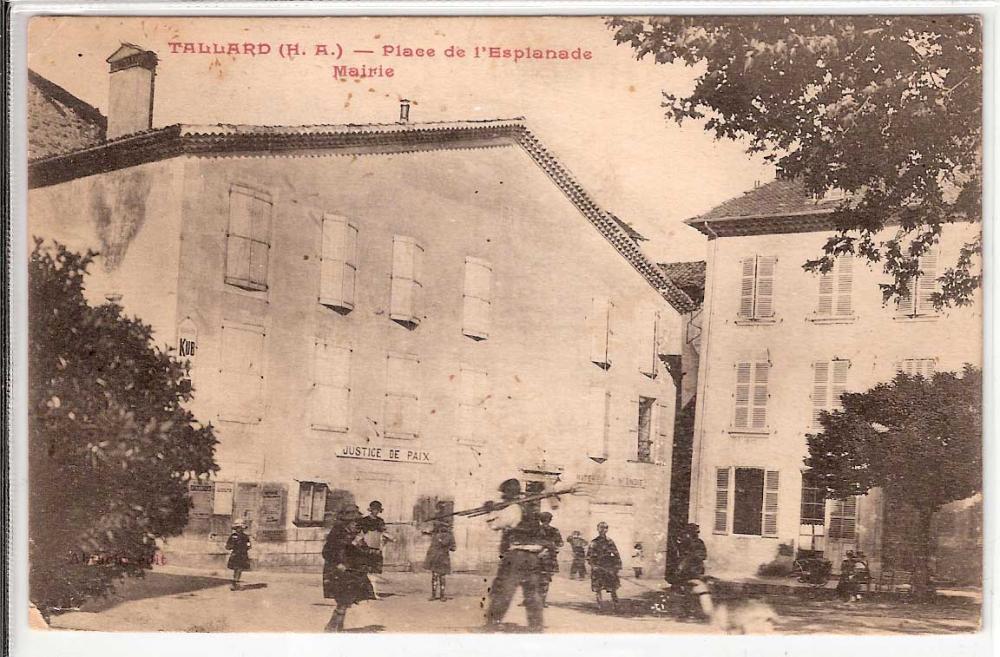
[484,478,546,632]
[423,513,457,601]
[666,523,714,618]
[322,505,376,632]
[587,521,622,611]
[537,512,563,607]
[225,520,252,591]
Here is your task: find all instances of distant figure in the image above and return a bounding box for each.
[322,505,376,632]
[666,523,713,618]
[587,522,622,611]
[567,530,588,580]
[632,543,644,578]
[423,503,457,601]
[225,520,252,591]
[537,512,563,607]
[359,500,392,597]
[837,550,869,602]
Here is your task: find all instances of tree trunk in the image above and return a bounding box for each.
[910,507,937,600]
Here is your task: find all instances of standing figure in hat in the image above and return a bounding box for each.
[483,478,546,632]
[423,501,457,601]
[587,521,622,611]
[567,530,588,580]
[225,519,252,591]
[358,500,393,597]
[322,505,376,632]
[537,512,563,607]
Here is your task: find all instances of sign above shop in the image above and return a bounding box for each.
[577,473,645,488]
[336,443,433,464]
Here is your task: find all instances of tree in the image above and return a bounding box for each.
[29,240,218,614]
[804,366,981,598]
[608,16,982,307]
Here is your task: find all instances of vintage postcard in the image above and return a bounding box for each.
[18,12,983,639]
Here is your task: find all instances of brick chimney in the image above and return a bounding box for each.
[106,43,158,139]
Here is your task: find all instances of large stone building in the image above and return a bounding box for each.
[684,179,981,579]
[28,46,698,573]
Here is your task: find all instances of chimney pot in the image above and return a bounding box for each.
[399,99,411,124]
[106,43,158,139]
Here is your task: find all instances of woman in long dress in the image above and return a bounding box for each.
[322,505,376,632]
[225,520,252,591]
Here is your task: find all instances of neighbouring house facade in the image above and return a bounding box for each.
[28,46,697,574]
[685,179,982,580]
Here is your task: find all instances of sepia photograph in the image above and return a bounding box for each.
[13,9,985,642]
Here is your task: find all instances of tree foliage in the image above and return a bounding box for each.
[805,366,981,595]
[29,240,218,613]
[609,16,982,307]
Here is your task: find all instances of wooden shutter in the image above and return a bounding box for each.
[916,249,938,315]
[320,215,358,311]
[219,323,265,423]
[627,397,642,461]
[462,257,492,340]
[763,470,780,536]
[714,467,730,533]
[817,270,835,316]
[458,365,488,445]
[385,352,420,438]
[639,309,659,377]
[390,236,423,325]
[734,361,752,429]
[829,496,858,540]
[589,296,612,367]
[586,387,610,460]
[738,257,756,318]
[835,257,854,316]
[311,341,351,431]
[751,361,770,429]
[831,360,849,411]
[812,361,830,429]
[248,194,272,287]
[226,188,253,285]
[655,401,673,465]
[754,256,776,318]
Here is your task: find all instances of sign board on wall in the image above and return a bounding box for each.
[189,483,214,519]
[178,318,197,359]
[336,443,433,464]
[577,473,645,488]
[213,482,234,515]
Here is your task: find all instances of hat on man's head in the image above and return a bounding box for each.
[498,478,521,497]
[337,505,364,522]
[232,519,246,529]
[369,500,383,511]
[685,523,700,534]
[539,512,553,523]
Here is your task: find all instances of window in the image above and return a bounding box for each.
[639,309,660,378]
[636,397,655,463]
[817,256,854,317]
[738,255,777,320]
[589,296,613,368]
[390,236,423,326]
[311,340,351,432]
[225,185,272,291]
[897,358,936,378]
[800,472,826,526]
[732,467,780,536]
[296,481,329,525]
[319,214,358,312]
[812,359,850,429]
[585,387,610,461]
[218,322,265,423]
[457,365,488,445]
[828,497,858,540]
[714,468,731,533]
[462,257,492,340]
[384,352,420,438]
[733,359,770,431]
[897,249,939,317]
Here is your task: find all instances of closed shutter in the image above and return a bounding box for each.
[734,361,752,429]
[738,257,756,318]
[812,361,830,429]
[655,401,673,465]
[751,361,770,429]
[589,296,612,368]
[457,365,488,445]
[639,309,659,377]
[319,215,358,311]
[835,257,854,316]
[763,470,780,536]
[817,270,835,315]
[916,249,938,315]
[829,497,858,540]
[385,352,420,438]
[831,360,849,411]
[754,257,776,318]
[462,257,492,340]
[226,186,272,291]
[311,341,351,431]
[628,397,641,461]
[586,387,610,461]
[219,323,265,423]
[714,467,730,533]
[390,236,423,325]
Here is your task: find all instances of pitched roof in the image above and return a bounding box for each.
[657,261,706,305]
[27,70,106,159]
[28,118,696,313]
[685,178,842,238]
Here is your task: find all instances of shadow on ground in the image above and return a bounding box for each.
[72,572,232,614]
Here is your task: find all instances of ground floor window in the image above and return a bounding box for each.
[828,497,858,541]
[636,397,655,463]
[722,467,779,537]
[296,481,329,526]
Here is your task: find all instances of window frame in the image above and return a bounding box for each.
[294,481,330,527]
[737,255,778,322]
[224,184,273,293]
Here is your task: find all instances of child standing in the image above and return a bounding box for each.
[632,543,644,578]
[423,518,457,601]
[225,520,252,590]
